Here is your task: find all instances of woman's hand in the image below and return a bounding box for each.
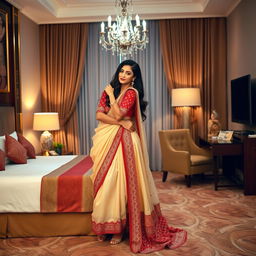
[119,120,135,132]
[104,84,114,97]
[105,84,116,106]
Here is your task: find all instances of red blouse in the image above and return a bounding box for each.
[96,89,136,118]
[96,91,110,114]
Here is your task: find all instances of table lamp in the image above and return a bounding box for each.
[172,88,201,128]
[33,112,60,156]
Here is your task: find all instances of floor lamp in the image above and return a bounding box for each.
[172,88,201,128]
[33,112,60,156]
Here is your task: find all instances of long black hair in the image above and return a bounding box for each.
[107,60,148,120]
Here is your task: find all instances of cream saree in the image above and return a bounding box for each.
[90,88,187,253]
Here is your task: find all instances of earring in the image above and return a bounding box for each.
[131,80,135,86]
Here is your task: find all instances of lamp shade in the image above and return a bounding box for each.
[33,112,60,131]
[172,88,201,107]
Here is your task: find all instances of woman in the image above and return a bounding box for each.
[90,60,187,253]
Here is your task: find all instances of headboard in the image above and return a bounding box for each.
[0,2,21,137]
[0,106,16,135]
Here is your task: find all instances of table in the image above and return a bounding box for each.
[199,137,243,191]
[243,137,256,195]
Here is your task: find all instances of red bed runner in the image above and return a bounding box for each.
[40,155,93,213]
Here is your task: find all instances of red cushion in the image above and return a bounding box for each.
[5,134,27,164]
[18,134,36,159]
[0,149,5,171]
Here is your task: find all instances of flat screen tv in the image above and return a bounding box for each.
[231,74,251,124]
[251,78,256,124]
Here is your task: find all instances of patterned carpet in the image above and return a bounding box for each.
[1,172,256,256]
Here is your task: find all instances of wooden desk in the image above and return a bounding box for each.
[243,137,256,195]
[200,137,256,195]
[199,138,243,191]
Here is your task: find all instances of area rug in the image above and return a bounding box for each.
[0,172,256,256]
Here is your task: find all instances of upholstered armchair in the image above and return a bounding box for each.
[158,129,213,187]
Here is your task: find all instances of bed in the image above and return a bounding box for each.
[0,107,94,238]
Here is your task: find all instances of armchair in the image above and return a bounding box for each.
[159,129,213,187]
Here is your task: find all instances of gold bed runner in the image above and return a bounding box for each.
[40,155,93,213]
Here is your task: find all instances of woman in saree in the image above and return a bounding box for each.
[90,60,187,253]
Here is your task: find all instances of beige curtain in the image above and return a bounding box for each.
[40,23,88,154]
[159,18,227,140]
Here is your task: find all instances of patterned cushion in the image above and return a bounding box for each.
[5,134,27,164]
[0,149,5,171]
[18,134,36,159]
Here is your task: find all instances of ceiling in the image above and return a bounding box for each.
[7,0,241,24]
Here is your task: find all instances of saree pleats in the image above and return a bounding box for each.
[90,88,187,253]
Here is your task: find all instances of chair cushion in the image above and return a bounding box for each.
[190,154,212,166]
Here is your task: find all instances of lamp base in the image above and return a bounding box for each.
[183,107,190,129]
[42,150,50,156]
[40,131,53,155]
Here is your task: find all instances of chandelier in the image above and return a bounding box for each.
[99,0,149,56]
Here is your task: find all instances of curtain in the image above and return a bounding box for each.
[159,18,227,140]
[40,23,88,154]
[77,21,170,171]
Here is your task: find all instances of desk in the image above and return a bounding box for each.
[199,138,243,191]
[243,137,256,195]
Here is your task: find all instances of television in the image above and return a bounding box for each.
[251,78,256,124]
[231,74,256,125]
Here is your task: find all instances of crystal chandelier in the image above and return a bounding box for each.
[99,0,149,56]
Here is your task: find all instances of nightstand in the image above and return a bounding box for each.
[61,151,73,155]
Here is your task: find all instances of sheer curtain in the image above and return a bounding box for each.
[77,20,171,170]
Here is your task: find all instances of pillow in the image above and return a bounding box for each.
[0,149,5,171]
[17,134,36,159]
[5,134,27,164]
[10,131,18,140]
[0,131,18,153]
[0,135,4,152]
[1,132,19,164]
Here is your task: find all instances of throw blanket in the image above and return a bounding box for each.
[40,155,93,213]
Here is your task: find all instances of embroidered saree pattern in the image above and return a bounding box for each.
[90,88,187,253]
[92,218,127,235]
[122,129,142,252]
[93,127,123,197]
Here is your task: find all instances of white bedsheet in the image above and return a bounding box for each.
[0,155,77,213]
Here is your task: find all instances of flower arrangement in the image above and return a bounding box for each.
[53,142,64,155]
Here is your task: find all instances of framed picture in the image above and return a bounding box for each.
[0,9,9,93]
[218,130,234,141]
